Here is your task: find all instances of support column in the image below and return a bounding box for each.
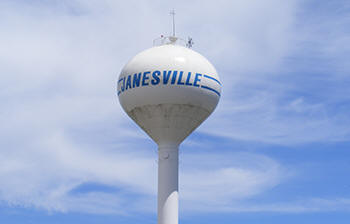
[158,144,179,224]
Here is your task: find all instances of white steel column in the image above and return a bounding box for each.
[158,144,179,224]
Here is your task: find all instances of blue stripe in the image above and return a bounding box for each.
[203,75,221,86]
[201,85,221,97]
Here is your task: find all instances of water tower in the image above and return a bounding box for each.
[117,20,221,224]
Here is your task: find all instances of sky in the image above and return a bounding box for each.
[1,0,350,223]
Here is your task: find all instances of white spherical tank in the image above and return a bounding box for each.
[118,42,221,145]
[117,38,221,224]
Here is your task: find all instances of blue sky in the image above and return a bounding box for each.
[1,0,350,223]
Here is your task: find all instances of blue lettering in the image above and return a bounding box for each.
[151,70,161,85]
[171,71,178,85]
[126,75,132,90]
[118,71,205,95]
[142,71,150,86]
[133,73,141,88]
[185,72,193,86]
[121,77,126,91]
[163,70,171,84]
[117,78,123,95]
[193,73,202,87]
[177,71,185,85]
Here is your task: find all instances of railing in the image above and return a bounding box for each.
[153,36,187,47]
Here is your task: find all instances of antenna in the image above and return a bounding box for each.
[170,9,176,36]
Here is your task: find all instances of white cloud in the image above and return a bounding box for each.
[180,152,286,211]
[0,130,156,213]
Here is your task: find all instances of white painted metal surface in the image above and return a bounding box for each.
[158,144,178,224]
[118,37,221,224]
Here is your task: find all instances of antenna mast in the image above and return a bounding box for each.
[170,9,176,36]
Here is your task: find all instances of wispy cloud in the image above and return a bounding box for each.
[199,0,350,144]
[180,152,286,210]
[206,197,350,213]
